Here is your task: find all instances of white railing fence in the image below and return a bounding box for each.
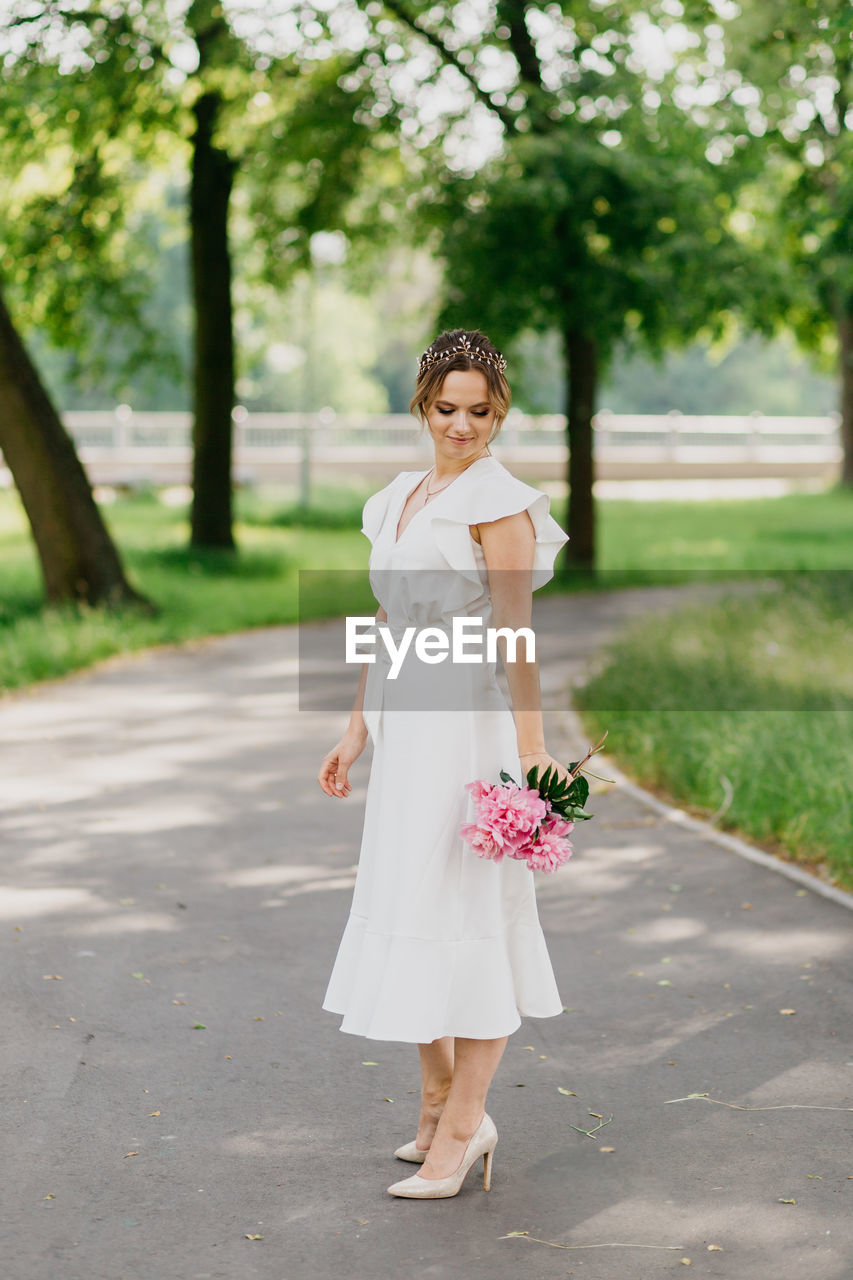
[58,406,842,455]
[0,407,842,487]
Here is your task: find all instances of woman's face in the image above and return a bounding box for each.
[424,368,496,466]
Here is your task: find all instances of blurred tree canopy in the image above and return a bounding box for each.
[345,0,770,567]
[713,0,853,483]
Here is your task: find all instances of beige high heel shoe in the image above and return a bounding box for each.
[393,1139,429,1163]
[387,1114,498,1198]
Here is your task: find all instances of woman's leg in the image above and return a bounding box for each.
[417,1035,508,1179]
[415,1036,455,1149]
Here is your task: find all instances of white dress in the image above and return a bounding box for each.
[322,453,570,1043]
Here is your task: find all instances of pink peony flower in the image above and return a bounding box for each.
[474,782,549,852]
[459,821,504,862]
[460,776,578,873]
[517,816,574,874]
[464,779,494,805]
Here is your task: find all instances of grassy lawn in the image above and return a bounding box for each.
[1,478,850,887]
[1,480,851,694]
[573,570,853,890]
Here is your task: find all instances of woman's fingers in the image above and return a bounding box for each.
[318,753,341,797]
[318,750,354,798]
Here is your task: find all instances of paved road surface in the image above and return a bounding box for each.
[1,584,850,1280]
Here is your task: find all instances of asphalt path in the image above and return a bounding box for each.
[1,583,850,1280]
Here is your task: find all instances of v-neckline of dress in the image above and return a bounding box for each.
[392,456,493,547]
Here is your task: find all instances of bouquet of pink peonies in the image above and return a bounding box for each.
[459,732,608,874]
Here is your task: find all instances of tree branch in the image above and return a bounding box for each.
[496,0,543,91]
[378,0,518,135]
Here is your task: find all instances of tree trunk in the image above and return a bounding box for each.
[562,327,598,572]
[189,90,237,549]
[838,309,853,489]
[0,285,152,609]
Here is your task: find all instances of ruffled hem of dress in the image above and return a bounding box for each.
[322,911,564,1043]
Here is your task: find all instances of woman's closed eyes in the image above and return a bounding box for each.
[437,408,490,416]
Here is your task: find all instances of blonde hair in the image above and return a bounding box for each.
[409,328,511,446]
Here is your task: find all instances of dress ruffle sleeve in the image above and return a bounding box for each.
[360,480,397,545]
[431,467,568,593]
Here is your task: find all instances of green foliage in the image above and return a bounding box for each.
[500,761,593,822]
[715,0,853,343]
[574,572,853,886]
[370,0,773,379]
[0,0,406,404]
[0,4,184,384]
[430,121,755,367]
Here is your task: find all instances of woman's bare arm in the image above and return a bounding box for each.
[318,602,387,799]
[478,511,569,784]
[347,603,387,736]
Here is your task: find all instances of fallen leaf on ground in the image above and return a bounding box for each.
[778,1198,796,1205]
[707,1244,722,1251]
[362,1061,378,1066]
[42,975,63,980]
[500,1233,684,1252]
[148,1111,161,1117]
[123,1152,138,1158]
[557,1088,576,1096]
[599,1147,615,1153]
[779,1009,796,1016]
[245,1234,264,1240]
[664,1094,852,1113]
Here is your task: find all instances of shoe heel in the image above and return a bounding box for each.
[483,1147,494,1192]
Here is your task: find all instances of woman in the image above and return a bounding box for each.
[317,328,571,1199]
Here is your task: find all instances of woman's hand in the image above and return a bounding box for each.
[518,750,572,789]
[318,725,369,798]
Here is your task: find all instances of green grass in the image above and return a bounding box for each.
[1,480,851,888]
[0,483,380,691]
[573,571,853,890]
[1,481,851,694]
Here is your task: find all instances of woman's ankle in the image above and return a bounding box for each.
[421,1078,453,1111]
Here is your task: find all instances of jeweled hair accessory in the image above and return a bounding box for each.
[418,333,507,377]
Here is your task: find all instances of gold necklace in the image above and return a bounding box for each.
[424,451,489,502]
